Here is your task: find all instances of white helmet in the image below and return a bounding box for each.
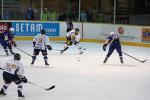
[109,32,115,36]
[9,28,15,32]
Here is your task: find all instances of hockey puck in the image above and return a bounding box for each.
[78,60,80,61]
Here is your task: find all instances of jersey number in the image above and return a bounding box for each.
[38,38,43,43]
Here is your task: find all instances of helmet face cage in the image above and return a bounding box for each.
[9,28,15,33]
[75,28,80,32]
[14,53,21,61]
[41,29,46,34]
[75,28,80,35]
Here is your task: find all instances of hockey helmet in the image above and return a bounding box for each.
[41,29,46,34]
[75,28,80,32]
[9,28,15,32]
[14,53,21,61]
[109,32,115,36]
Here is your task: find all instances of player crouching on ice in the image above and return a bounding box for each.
[0,53,27,98]
[103,30,124,64]
[60,28,83,54]
[0,28,17,55]
[31,29,52,65]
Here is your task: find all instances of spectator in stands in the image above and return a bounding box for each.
[42,8,49,20]
[86,10,93,22]
[3,11,10,20]
[58,11,67,21]
[26,8,35,20]
[80,10,87,22]
[49,8,57,21]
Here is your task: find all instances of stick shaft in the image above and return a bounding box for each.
[122,52,145,62]
[15,47,32,57]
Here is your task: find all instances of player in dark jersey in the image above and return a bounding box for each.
[103,32,123,63]
[0,28,17,55]
[66,18,73,32]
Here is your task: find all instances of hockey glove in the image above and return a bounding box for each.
[47,45,52,50]
[74,41,79,45]
[103,44,108,51]
[33,41,36,47]
[21,76,27,83]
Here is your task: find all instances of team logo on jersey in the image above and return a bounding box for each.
[11,64,17,68]
[0,22,9,34]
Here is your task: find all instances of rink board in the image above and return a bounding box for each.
[0,21,150,47]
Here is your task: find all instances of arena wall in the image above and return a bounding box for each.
[0,21,150,47]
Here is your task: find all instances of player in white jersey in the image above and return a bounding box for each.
[31,29,52,65]
[60,28,83,54]
[0,53,27,98]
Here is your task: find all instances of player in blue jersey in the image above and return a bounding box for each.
[0,28,17,55]
[103,31,123,63]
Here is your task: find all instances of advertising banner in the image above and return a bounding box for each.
[0,22,12,34]
[12,22,60,36]
[142,28,150,41]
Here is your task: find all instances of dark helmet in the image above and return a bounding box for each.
[75,28,80,32]
[14,53,21,61]
[41,29,46,34]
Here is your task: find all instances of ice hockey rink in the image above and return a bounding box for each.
[0,41,150,100]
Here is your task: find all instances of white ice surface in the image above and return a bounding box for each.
[0,41,150,100]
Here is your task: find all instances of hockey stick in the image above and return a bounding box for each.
[53,48,62,51]
[27,81,55,91]
[122,52,147,63]
[0,68,55,90]
[0,67,4,70]
[15,47,32,57]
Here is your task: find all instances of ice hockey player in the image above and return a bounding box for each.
[0,53,27,98]
[103,31,123,63]
[0,28,17,55]
[66,18,73,32]
[60,28,83,54]
[31,29,52,65]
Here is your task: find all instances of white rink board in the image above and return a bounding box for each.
[59,22,148,43]
[0,21,150,43]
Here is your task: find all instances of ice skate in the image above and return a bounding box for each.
[0,89,6,96]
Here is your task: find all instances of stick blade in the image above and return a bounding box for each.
[45,85,55,91]
[141,59,147,63]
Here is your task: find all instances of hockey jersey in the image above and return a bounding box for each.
[0,31,14,41]
[107,32,120,44]
[33,34,50,50]
[3,59,24,77]
[67,29,81,42]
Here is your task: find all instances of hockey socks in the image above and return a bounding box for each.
[5,49,9,55]
[9,49,15,55]
[31,56,36,65]
[44,56,49,65]
[120,56,124,63]
[0,84,10,96]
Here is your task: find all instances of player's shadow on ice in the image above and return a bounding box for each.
[102,64,138,67]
